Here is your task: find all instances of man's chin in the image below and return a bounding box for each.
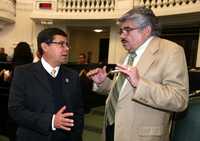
[123,46,130,51]
[60,58,67,64]
[122,43,129,48]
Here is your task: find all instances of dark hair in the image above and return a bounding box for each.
[12,42,33,65]
[37,27,68,55]
[118,6,160,36]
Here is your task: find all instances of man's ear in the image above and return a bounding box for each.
[41,42,48,53]
[143,25,152,36]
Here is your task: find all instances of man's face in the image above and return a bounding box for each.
[79,55,86,64]
[119,20,149,52]
[42,35,69,67]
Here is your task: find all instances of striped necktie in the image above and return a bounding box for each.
[51,69,56,78]
[105,52,136,125]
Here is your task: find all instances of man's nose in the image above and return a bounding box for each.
[120,33,126,39]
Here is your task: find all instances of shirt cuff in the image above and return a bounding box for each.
[92,83,99,91]
[52,114,56,131]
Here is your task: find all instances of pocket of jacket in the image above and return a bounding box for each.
[138,126,164,136]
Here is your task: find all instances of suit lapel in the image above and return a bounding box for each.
[118,37,160,101]
[137,37,160,76]
[60,66,72,105]
[32,61,52,94]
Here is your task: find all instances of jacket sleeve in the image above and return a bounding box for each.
[8,66,52,135]
[93,77,112,95]
[132,44,189,112]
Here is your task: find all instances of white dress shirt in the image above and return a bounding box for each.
[118,36,154,98]
[41,57,60,77]
[41,57,60,130]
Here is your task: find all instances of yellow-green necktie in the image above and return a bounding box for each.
[106,52,136,125]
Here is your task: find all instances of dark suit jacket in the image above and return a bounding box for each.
[8,61,84,141]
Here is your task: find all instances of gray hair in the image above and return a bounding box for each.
[118,6,160,36]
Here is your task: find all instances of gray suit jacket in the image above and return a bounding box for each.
[97,37,189,141]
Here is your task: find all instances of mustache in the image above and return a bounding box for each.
[121,39,127,42]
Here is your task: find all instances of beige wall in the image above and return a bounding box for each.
[108,24,126,64]
[69,29,109,63]
[0,0,70,60]
[0,0,34,60]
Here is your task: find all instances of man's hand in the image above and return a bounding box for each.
[116,64,140,87]
[54,106,74,131]
[86,66,107,85]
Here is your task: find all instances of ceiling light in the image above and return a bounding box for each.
[93,29,103,33]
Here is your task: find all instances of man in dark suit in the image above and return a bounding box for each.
[8,28,84,141]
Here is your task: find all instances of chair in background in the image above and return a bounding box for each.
[0,135,9,141]
[171,95,200,141]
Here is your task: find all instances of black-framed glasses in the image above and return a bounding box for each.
[119,27,140,35]
[48,41,70,48]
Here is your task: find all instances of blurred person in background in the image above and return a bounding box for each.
[12,42,33,66]
[78,53,87,64]
[0,47,8,62]
[78,53,93,113]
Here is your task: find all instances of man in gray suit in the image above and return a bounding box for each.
[8,28,84,141]
[87,6,189,141]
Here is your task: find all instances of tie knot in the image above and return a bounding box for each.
[51,69,56,78]
[129,52,137,59]
[127,52,136,65]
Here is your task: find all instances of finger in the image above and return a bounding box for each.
[62,112,74,118]
[61,118,74,123]
[115,67,128,72]
[57,106,66,114]
[102,66,107,72]
[86,71,94,77]
[127,76,131,81]
[62,121,74,127]
[60,125,72,131]
[96,68,103,73]
[116,64,128,70]
[87,69,99,77]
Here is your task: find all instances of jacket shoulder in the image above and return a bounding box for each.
[155,37,184,54]
[61,65,79,75]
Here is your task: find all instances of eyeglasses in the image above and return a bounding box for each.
[48,41,70,48]
[119,27,140,35]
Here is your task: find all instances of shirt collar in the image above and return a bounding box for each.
[41,57,60,77]
[125,36,154,66]
[135,36,154,56]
